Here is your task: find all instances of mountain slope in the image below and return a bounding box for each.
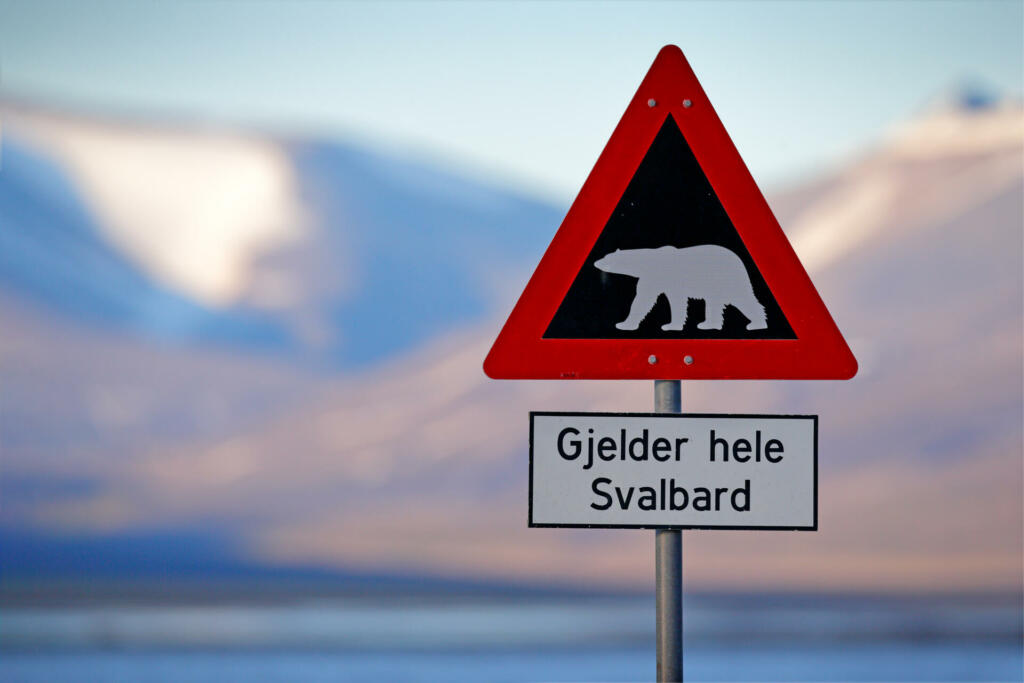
[0,104,561,367]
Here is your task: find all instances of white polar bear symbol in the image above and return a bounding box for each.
[594,245,768,332]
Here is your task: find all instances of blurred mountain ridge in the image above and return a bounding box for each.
[0,102,560,367]
[0,99,1021,592]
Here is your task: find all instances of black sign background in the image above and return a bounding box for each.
[544,115,794,340]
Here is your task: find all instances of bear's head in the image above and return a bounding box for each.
[594,248,646,277]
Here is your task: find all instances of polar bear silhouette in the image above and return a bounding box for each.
[594,245,767,332]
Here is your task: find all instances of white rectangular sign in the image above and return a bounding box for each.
[530,412,817,530]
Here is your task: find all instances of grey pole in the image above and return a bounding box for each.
[654,379,682,682]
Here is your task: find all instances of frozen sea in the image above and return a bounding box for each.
[1,593,1020,682]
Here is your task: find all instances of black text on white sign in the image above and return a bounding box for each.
[529,412,817,530]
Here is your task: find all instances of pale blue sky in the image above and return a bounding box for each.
[1,0,1021,201]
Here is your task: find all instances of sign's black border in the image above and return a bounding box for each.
[528,412,818,531]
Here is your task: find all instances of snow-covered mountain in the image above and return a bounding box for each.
[0,104,559,366]
[1,99,1021,592]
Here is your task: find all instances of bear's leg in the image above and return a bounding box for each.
[737,296,768,330]
[617,281,661,330]
[697,300,725,330]
[661,294,689,331]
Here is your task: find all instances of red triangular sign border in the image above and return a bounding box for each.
[484,45,857,380]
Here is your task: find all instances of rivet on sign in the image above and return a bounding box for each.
[684,355,694,365]
[648,354,658,365]
[647,98,657,108]
[683,99,692,108]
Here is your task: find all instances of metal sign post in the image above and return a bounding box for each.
[654,379,682,682]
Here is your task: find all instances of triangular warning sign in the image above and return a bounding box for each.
[485,45,857,380]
